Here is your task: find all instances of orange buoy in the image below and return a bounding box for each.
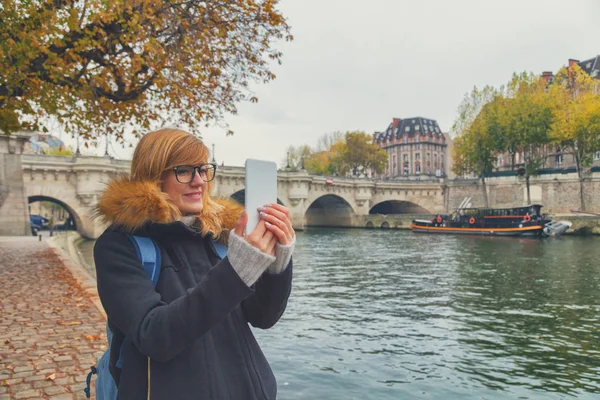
[469,217,476,225]
[437,216,442,224]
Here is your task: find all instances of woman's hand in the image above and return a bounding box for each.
[233,211,277,256]
[258,203,295,245]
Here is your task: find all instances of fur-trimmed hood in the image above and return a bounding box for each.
[95,176,243,242]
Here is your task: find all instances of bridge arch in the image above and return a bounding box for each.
[369,200,431,215]
[305,194,355,228]
[25,188,98,238]
[28,195,81,232]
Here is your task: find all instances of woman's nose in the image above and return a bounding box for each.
[190,171,206,186]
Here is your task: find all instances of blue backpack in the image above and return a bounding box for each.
[84,236,227,399]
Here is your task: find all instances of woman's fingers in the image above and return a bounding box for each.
[234,211,248,237]
[265,220,291,245]
[266,234,278,256]
[259,204,294,244]
[245,221,276,254]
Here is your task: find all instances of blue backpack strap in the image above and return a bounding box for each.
[116,237,161,369]
[85,236,162,398]
[129,236,161,286]
[212,240,227,259]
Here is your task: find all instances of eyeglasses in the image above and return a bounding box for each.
[172,164,217,184]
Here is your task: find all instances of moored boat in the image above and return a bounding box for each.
[410,204,550,237]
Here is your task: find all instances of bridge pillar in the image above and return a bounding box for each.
[284,172,310,231]
[0,132,34,236]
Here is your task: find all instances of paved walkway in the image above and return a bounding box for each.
[0,237,107,399]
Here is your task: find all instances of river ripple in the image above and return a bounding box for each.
[78,229,600,399]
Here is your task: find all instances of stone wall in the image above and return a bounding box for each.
[446,173,600,213]
[0,134,33,236]
[0,153,30,235]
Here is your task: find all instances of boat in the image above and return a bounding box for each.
[410,202,554,237]
[542,220,572,236]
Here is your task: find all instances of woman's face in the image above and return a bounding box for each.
[162,166,209,215]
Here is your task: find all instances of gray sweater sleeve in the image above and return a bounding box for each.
[267,235,295,274]
[227,231,276,286]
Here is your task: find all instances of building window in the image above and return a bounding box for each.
[415,162,420,174]
[403,154,408,162]
[595,151,600,160]
[403,162,409,176]
[555,154,563,166]
[403,136,408,144]
[392,154,397,175]
[416,153,420,161]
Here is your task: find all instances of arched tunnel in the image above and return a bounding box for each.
[369,200,430,215]
[305,195,354,228]
[28,195,80,232]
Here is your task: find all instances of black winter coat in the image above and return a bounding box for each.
[94,179,292,400]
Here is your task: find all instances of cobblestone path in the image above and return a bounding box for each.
[0,238,106,399]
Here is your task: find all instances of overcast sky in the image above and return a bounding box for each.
[67,0,600,168]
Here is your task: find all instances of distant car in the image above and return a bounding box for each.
[30,222,41,236]
[30,214,49,228]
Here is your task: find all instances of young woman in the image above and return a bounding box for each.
[94,128,294,399]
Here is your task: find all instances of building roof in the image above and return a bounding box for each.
[374,117,444,143]
[578,55,600,79]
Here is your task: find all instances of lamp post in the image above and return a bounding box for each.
[75,135,81,156]
[286,151,290,169]
[211,143,216,163]
[104,133,110,157]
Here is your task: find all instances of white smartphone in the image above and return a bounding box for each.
[244,159,277,235]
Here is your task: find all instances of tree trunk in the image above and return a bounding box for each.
[481,177,489,208]
[578,172,586,211]
[574,151,586,211]
[526,174,531,204]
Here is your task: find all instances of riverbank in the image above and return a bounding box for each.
[0,236,106,399]
[361,213,600,235]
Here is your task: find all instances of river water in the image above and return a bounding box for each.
[77,229,600,399]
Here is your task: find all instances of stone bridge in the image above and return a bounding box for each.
[1,134,446,238]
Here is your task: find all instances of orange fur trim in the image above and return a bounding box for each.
[213,197,244,242]
[95,177,244,238]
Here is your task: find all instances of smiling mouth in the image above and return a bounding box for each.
[184,193,202,198]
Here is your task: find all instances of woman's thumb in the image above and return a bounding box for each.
[234,211,248,237]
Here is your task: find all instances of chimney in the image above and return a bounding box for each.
[541,71,554,83]
[568,59,579,68]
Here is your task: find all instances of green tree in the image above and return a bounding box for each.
[548,64,600,211]
[0,0,291,140]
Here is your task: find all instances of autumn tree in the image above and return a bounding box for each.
[548,64,600,211]
[0,0,291,141]
[315,131,344,152]
[283,144,312,171]
[451,85,499,207]
[336,131,386,177]
[500,73,554,204]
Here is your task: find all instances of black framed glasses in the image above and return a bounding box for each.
[172,164,217,184]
